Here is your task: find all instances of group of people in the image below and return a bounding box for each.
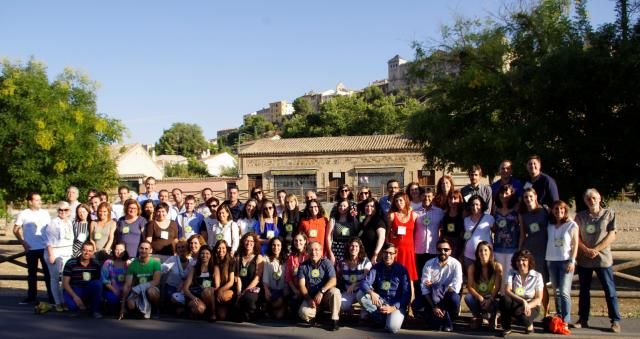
[12,156,622,335]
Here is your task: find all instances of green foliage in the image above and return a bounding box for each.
[219,164,239,177]
[155,122,209,157]
[282,86,421,138]
[240,115,275,138]
[406,0,640,204]
[163,157,210,178]
[0,58,125,202]
[292,97,315,115]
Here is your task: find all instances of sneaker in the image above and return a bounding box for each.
[611,321,621,333]
[442,326,453,332]
[500,329,512,337]
[55,304,64,312]
[571,319,588,329]
[92,312,103,319]
[19,298,36,305]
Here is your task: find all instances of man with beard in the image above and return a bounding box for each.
[414,239,462,332]
[360,242,410,333]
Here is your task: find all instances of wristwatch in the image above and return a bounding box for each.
[320,288,326,294]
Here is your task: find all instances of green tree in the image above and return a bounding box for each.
[163,157,209,178]
[292,97,315,115]
[0,59,126,202]
[156,122,209,157]
[406,0,640,205]
[240,115,275,138]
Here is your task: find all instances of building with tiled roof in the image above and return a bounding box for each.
[237,134,436,199]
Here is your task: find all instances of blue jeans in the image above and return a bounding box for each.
[360,294,406,333]
[464,293,497,318]
[547,260,573,323]
[63,280,103,313]
[413,291,460,329]
[578,265,621,322]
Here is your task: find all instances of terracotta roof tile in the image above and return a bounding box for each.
[239,134,419,156]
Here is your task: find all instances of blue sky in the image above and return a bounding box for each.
[1,0,616,144]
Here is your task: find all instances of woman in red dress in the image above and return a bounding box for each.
[387,192,419,281]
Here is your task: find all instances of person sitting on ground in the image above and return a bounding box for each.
[413,239,462,332]
[213,239,235,321]
[338,237,371,317]
[262,237,289,320]
[101,242,130,313]
[234,232,264,322]
[464,241,502,330]
[297,241,341,331]
[119,241,162,320]
[360,242,410,334]
[62,242,103,318]
[161,240,194,315]
[499,249,543,336]
[183,246,216,321]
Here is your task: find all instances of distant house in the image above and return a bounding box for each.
[155,154,188,170]
[109,144,164,187]
[201,152,237,176]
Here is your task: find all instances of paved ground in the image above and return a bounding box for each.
[0,295,638,339]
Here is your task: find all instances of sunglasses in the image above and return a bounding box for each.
[359,192,370,195]
[58,209,70,212]
[340,189,350,192]
[436,248,451,253]
[208,204,218,208]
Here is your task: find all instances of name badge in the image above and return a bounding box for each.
[139,276,148,284]
[309,229,318,238]
[77,233,87,242]
[423,217,431,226]
[341,228,350,236]
[447,223,455,233]
[185,226,192,234]
[93,232,102,240]
[266,230,275,239]
[285,224,293,232]
[202,280,212,288]
[586,224,596,234]
[381,280,391,291]
[358,215,365,223]
[515,287,525,296]
[82,272,91,281]
[122,226,130,234]
[529,223,540,233]
[349,275,357,283]
[311,269,320,278]
[498,219,507,228]
[463,231,472,240]
[239,268,248,277]
[216,233,223,241]
[160,231,169,240]
[64,232,73,240]
[464,194,472,202]
[554,238,564,247]
[478,282,488,292]
[523,182,533,189]
[397,226,407,235]
[272,271,281,280]
[200,272,210,278]
[117,274,125,282]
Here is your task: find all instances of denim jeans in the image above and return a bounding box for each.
[63,280,103,313]
[360,294,406,333]
[547,260,573,323]
[464,293,497,318]
[413,291,460,329]
[578,265,621,322]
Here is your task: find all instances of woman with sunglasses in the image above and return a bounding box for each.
[331,184,357,217]
[256,200,282,254]
[250,187,266,214]
[43,201,75,312]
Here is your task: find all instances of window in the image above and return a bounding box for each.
[274,175,316,191]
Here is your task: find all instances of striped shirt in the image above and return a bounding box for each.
[340,257,372,291]
[63,257,102,287]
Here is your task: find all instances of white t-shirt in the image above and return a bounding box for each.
[545,220,578,261]
[463,214,495,260]
[111,202,125,220]
[209,220,239,254]
[15,208,51,250]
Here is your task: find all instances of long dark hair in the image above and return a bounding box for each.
[330,198,356,225]
[193,246,215,277]
[289,232,308,256]
[110,241,130,262]
[303,199,326,219]
[266,237,287,264]
[473,241,495,282]
[237,232,260,257]
[213,240,233,285]
[344,237,366,263]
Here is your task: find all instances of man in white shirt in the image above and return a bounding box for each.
[136,176,159,205]
[66,186,80,221]
[111,186,130,220]
[196,187,213,218]
[13,192,54,304]
[170,188,186,221]
[414,239,462,332]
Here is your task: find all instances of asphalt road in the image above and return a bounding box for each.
[1,296,638,339]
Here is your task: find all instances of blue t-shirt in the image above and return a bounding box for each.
[297,258,335,296]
